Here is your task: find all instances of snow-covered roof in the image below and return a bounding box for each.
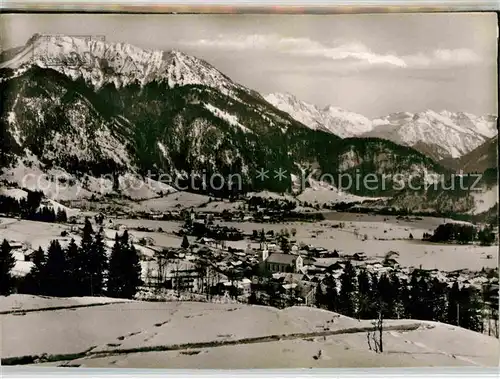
[266,253,296,265]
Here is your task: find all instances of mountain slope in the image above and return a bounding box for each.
[264,92,373,138]
[383,166,498,216]
[1,66,132,174]
[442,135,498,173]
[1,35,450,201]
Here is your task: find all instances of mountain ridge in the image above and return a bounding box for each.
[0,34,252,97]
[265,92,497,160]
[264,92,374,138]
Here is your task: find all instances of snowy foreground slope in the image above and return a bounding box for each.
[1,295,498,368]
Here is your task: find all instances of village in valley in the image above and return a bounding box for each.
[1,187,498,341]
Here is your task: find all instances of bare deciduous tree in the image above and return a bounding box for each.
[367,301,384,353]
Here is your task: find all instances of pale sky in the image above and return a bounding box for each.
[1,13,497,117]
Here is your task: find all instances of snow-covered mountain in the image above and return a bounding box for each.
[365,110,497,160]
[0,33,249,96]
[265,93,497,160]
[264,93,373,138]
[0,34,452,204]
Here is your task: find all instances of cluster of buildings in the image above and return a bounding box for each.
[135,226,499,309]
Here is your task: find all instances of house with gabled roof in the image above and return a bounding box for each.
[262,253,316,274]
[264,253,299,273]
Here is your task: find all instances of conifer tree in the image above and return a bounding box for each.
[121,243,142,298]
[357,269,373,319]
[408,270,426,319]
[447,281,460,325]
[279,235,290,254]
[65,238,81,296]
[377,273,395,318]
[56,209,68,223]
[0,239,16,295]
[325,277,339,312]
[418,275,433,320]
[90,227,108,296]
[371,273,379,294]
[24,191,42,218]
[339,261,357,317]
[120,230,130,250]
[181,235,190,249]
[79,217,95,296]
[399,278,411,319]
[44,240,68,297]
[478,227,495,246]
[411,274,434,320]
[458,286,482,332]
[107,234,122,298]
[315,282,324,308]
[107,232,142,299]
[248,290,258,305]
[26,247,47,295]
[390,273,404,319]
[429,278,448,323]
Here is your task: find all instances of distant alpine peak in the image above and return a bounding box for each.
[264,92,373,138]
[368,109,498,159]
[266,91,497,159]
[1,33,242,93]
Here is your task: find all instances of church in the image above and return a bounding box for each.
[260,245,305,273]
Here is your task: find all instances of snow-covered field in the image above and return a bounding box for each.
[117,174,177,200]
[0,294,134,314]
[0,218,76,252]
[1,296,498,368]
[62,333,494,368]
[130,192,211,212]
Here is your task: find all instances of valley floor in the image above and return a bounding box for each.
[2,211,496,276]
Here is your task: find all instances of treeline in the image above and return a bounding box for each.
[0,190,68,223]
[1,218,142,299]
[323,202,498,225]
[424,223,496,245]
[247,196,296,211]
[0,239,16,295]
[247,197,326,222]
[57,156,124,179]
[253,210,325,223]
[315,261,490,333]
[184,220,244,241]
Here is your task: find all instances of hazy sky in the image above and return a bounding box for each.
[1,13,497,117]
